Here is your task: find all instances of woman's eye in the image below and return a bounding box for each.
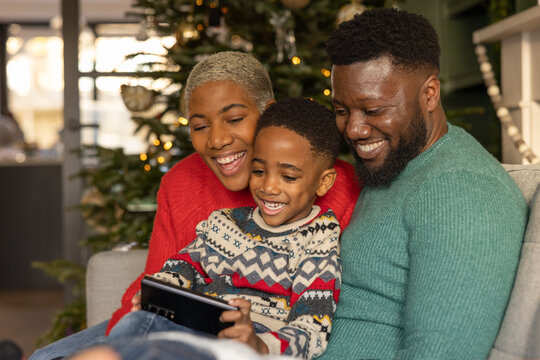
[191,124,208,132]
[228,117,244,124]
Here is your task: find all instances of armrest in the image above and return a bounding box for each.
[86,249,148,327]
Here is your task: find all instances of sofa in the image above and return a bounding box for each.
[86,163,540,359]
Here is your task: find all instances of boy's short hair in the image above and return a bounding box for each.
[326,8,440,74]
[183,51,274,114]
[257,97,342,165]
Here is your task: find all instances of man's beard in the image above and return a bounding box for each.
[351,103,427,187]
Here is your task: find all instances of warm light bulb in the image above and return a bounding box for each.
[178,116,188,126]
[164,141,173,150]
[323,89,331,96]
[196,0,203,5]
[153,139,161,146]
[291,56,301,65]
[140,153,148,161]
[322,69,331,77]
[157,156,165,164]
[144,164,151,171]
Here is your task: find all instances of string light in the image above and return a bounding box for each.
[210,2,217,8]
[153,139,161,146]
[157,156,166,164]
[164,141,173,150]
[291,56,301,65]
[144,164,151,171]
[321,68,331,77]
[475,44,539,164]
[197,24,204,31]
[196,0,203,6]
[178,116,188,126]
[140,153,148,161]
[323,89,331,96]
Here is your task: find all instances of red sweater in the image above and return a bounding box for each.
[106,153,361,334]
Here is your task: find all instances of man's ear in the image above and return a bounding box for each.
[422,75,440,113]
[316,168,337,197]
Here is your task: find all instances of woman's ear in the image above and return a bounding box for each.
[316,168,337,197]
[264,99,276,110]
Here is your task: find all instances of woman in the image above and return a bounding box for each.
[30,51,360,360]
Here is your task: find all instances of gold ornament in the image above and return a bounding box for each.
[337,0,367,25]
[175,19,200,46]
[120,84,155,112]
[280,0,311,9]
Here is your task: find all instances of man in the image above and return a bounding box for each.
[321,8,528,359]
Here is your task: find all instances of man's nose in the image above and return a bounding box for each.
[346,114,371,140]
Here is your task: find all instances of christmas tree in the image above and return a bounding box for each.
[35,0,404,343]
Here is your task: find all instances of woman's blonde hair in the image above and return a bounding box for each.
[183,51,274,114]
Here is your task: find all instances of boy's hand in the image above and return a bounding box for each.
[130,293,141,312]
[217,298,269,355]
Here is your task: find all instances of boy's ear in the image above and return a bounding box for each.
[316,168,337,197]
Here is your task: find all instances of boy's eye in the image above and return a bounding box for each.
[251,169,264,176]
[282,175,297,182]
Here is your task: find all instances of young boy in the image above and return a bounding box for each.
[107,97,344,360]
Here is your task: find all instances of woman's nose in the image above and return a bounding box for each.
[207,123,233,149]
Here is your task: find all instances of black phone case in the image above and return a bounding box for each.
[140,275,237,336]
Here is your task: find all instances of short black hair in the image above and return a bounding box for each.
[256,97,342,164]
[326,8,440,73]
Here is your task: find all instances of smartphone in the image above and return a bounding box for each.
[140,275,238,336]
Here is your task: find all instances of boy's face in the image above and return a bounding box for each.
[249,126,335,227]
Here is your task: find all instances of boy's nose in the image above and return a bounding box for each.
[262,176,280,195]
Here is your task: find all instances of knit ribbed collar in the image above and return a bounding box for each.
[252,205,321,233]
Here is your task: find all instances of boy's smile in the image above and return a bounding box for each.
[249,126,332,227]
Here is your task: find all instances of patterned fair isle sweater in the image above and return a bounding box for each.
[153,205,341,360]
[106,154,360,334]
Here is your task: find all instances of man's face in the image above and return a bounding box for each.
[331,57,427,186]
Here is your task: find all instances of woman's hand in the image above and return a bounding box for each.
[217,298,269,355]
[130,293,141,312]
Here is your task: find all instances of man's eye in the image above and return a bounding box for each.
[365,108,383,116]
[334,109,348,116]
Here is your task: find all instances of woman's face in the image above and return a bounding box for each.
[188,80,260,191]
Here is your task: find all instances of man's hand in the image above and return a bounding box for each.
[217,298,269,355]
[130,293,141,312]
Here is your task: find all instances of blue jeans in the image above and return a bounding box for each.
[29,320,108,360]
[109,310,271,339]
[108,311,211,339]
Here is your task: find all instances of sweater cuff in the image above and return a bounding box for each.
[257,333,283,355]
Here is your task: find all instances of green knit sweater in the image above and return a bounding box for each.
[320,124,528,360]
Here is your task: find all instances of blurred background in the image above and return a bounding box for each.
[0,0,539,357]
